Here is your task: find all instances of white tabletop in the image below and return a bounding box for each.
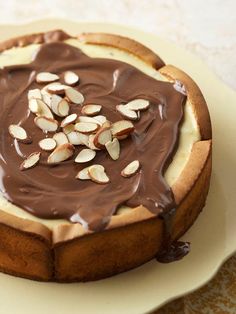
[0,0,235,90]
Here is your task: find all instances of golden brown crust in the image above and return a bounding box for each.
[159,65,212,140]
[77,32,165,69]
[0,30,212,281]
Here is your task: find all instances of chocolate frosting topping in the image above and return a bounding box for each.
[0,42,185,231]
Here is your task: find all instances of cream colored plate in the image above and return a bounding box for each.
[0,19,235,314]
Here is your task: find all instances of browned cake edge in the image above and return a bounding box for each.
[0,30,212,281]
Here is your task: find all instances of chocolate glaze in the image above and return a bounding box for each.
[0,41,186,232]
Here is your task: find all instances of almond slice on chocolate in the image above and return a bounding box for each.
[35,99,54,119]
[28,98,39,114]
[64,71,79,86]
[75,122,99,134]
[53,132,69,146]
[75,149,96,163]
[93,115,107,125]
[8,124,31,143]
[20,152,41,171]
[121,160,141,177]
[28,89,42,100]
[36,72,59,84]
[82,104,102,116]
[93,127,112,149]
[88,134,100,150]
[47,143,74,164]
[76,167,90,180]
[50,95,64,117]
[61,113,77,128]
[111,120,134,137]
[78,116,101,125]
[46,83,69,95]
[88,164,109,184]
[41,92,52,108]
[39,138,57,151]
[65,87,84,105]
[105,138,120,160]
[34,116,58,132]
[116,104,138,120]
[67,131,84,145]
[62,124,75,135]
[126,99,150,111]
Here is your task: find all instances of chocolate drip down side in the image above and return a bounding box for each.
[0,42,186,231]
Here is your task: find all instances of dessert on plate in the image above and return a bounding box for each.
[0,30,212,282]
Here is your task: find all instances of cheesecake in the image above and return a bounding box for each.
[0,30,212,281]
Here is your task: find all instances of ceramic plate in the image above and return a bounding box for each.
[0,20,235,314]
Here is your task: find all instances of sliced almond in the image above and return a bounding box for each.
[67,131,84,145]
[78,116,101,125]
[76,167,90,180]
[116,104,138,120]
[102,120,111,128]
[93,115,107,125]
[64,71,79,86]
[126,99,150,111]
[53,132,69,146]
[65,87,84,105]
[28,89,42,100]
[58,98,70,117]
[88,134,100,150]
[39,138,57,151]
[88,165,109,184]
[75,122,99,134]
[42,93,52,107]
[75,149,96,163]
[121,160,141,178]
[35,99,54,119]
[46,83,69,95]
[34,116,58,133]
[105,138,120,160]
[47,143,74,164]
[8,124,31,143]
[36,72,59,84]
[50,95,63,116]
[62,124,75,135]
[61,113,77,128]
[111,120,134,137]
[29,98,39,114]
[82,104,102,116]
[93,127,112,149]
[20,152,41,170]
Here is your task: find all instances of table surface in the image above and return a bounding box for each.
[0,1,235,313]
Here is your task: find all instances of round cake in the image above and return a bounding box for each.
[0,30,212,282]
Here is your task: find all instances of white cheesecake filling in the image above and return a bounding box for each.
[0,40,200,228]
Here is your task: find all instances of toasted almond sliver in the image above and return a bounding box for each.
[93,115,107,125]
[76,167,90,180]
[105,138,120,160]
[39,138,57,151]
[35,99,54,119]
[42,93,52,108]
[47,143,75,164]
[75,122,99,134]
[62,124,75,135]
[121,160,140,177]
[46,83,69,95]
[67,131,84,145]
[111,120,134,137]
[93,127,112,149]
[82,104,102,116]
[116,104,138,120]
[36,72,59,84]
[61,113,77,128]
[53,132,69,146]
[88,134,100,150]
[8,124,30,143]
[126,99,150,111]
[29,98,39,114]
[50,95,63,116]
[28,89,42,100]
[102,120,112,128]
[34,116,58,132]
[58,99,70,117]
[65,87,84,105]
[20,152,41,170]
[78,116,101,125]
[75,149,96,163]
[88,164,109,184]
[64,71,79,86]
